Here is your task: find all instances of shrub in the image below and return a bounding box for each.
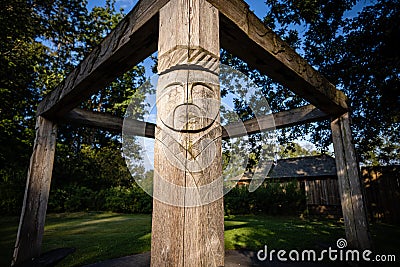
[103,185,152,214]
[0,168,26,214]
[224,180,306,215]
[48,184,97,212]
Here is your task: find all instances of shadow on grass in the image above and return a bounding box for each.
[224,215,346,252]
[2,213,399,267]
[41,212,152,267]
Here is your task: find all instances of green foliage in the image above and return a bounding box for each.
[48,183,152,214]
[332,0,400,164]
[0,168,26,215]
[223,0,399,164]
[279,142,321,158]
[0,0,148,214]
[103,185,152,214]
[261,0,399,164]
[48,185,97,212]
[0,1,45,213]
[224,180,306,216]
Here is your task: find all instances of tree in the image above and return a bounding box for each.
[224,0,399,165]
[48,0,147,210]
[279,142,320,159]
[0,0,147,213]
[0,0,48,213]
[330,0,400,165]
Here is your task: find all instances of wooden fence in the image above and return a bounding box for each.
[267,165,400,222]
[303,178,341,216]
[362,166,400,224]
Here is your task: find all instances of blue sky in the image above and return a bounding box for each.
[88,0,369,21]
[87,0,370,153]
[89,0,273,19]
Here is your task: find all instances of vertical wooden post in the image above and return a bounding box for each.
[151,0,224,266]
[12,116,57,266]
[331,112,371,250]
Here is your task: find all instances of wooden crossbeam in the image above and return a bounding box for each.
[208,0,349,115]
[37,0,169,119]
[62,109,156,138]
[61,104,328,138]
[37,0,348,120]
[223,104,329,138]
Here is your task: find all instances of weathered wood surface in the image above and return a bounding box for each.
[223,104,328,138]
[12,117,57,266]
[151,0,224,266]
[37,0,349,120]
[62,108,156,138]
[207,0,348,116]
[37,0,169,119]
[331,113,371,250]
[61,105,328,140]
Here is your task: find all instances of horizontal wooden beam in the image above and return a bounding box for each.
[208,0,349,115]
[62,109,155,138]
[61,104,328,139]
[37,0,169,119]
[222,104,329,139]
[37,0,348,120]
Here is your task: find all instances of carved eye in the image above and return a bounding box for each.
[191,83,219,120]
[158,83,185,112]
[191,83,215,101]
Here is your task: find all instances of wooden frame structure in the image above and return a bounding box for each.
[12,0,371,266]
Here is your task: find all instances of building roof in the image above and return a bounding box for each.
[228,154,338,183]
[268,154,337,179]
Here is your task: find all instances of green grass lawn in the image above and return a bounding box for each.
[1,212,399,266]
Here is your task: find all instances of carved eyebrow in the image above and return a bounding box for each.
[163,82,184,89]
[157,82,185,99]
[190,82,214,91]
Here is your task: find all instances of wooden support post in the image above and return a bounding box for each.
[331,112,371,250]
[151,0,224,266]
[12,116,57,266]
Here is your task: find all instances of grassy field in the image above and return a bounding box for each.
[1,212,399,266]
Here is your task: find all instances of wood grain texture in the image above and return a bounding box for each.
[222,104,328,138]
[37,0,169,119]
[207,0,348,115]
[151,0,224,266]
[12,117,57,266]
[62,108,156,138]
[331,113,372,250]
[60,105,328,141]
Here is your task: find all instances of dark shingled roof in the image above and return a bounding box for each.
[268,154,337,179]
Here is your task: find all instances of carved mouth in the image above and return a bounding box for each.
[160,100,219,132]
[173,104,203,130]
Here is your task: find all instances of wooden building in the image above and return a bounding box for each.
[269,155,341,216]
[235,155,342,216]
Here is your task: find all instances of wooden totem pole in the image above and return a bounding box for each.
[151,0,224,266]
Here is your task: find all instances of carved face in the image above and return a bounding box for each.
[156,68,220,131]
